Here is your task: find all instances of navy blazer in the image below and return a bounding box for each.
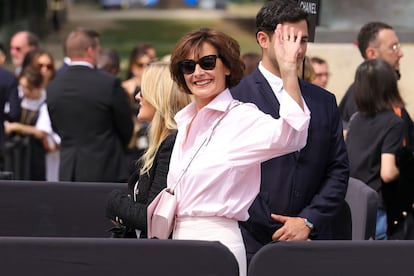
[231,69,349,254]
[0,67,21,148]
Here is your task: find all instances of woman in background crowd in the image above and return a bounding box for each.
[123,46,153,173]
[298,55,315,83]
[21,49,60,181]
[346,58,404,240]
[4,66,55,180]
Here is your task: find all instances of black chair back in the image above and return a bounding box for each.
[0,237,239,276]
[0,180,127,237]
[248,240,414,276]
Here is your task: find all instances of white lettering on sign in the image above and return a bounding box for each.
[299,1,317,14]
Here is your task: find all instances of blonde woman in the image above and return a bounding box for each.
[106,61,192,238]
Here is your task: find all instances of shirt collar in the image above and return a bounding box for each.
[175,88,233,125]
[69,61,94,69]
[258,62,283,93]
[205,88,233,112]
[63,57,72,65]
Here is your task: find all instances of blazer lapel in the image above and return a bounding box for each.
[252,69,281,117]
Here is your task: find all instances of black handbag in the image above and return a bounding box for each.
[107,225,137,238]
[105,188,139,239]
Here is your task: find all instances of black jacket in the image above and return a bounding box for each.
[47,65,133,182]
[105,131,177,238]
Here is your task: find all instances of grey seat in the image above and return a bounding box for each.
[345,177,378,240]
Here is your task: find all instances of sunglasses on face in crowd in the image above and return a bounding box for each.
[135,62,150,68]
[179,54,221,75]
[38,63,53,70]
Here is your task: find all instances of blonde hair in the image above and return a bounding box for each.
[139,61,192,175]
[298,56,315,83]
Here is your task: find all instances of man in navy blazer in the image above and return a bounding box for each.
[231,0,349,262]
[0,67,21,148]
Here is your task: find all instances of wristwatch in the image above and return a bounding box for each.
[304,218,317,239]
[304,218,314,230]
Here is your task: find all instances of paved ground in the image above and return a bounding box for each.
[44,3,414,116]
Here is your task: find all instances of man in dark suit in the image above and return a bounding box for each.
[46,28,133,182]
[0,67,21,148]
[231,0,349,262]
[0,65,21,174]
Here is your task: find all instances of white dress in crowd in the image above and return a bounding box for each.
[20,88,61,181]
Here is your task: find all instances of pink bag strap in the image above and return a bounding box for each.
[170,100,242,193]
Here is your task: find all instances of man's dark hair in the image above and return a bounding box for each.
[357,22,393,59]
[255,0,309,38]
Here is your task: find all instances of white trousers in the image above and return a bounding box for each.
[173,216,246,276]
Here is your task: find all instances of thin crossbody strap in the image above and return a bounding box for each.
[169,100,242,193]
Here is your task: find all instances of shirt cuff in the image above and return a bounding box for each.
[279,91,310,131]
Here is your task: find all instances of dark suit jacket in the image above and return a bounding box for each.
[46,65,133,182]
[105,131,177,237]
[56,61,69,75]
[0,67,21,148]
[231,69,349,257]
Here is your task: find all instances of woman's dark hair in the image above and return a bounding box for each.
[125,46,150,80]
[21,48,56,81]
[170,28,244,94]
[19,66,43,89]
[354,58,404,116]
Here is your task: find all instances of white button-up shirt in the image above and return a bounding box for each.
[168,89,310,221]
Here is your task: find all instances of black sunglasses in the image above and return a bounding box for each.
[179,54,221,74]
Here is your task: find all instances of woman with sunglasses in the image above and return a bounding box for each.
[20,49,60,181]
[106,61,192,238]
[123,46,153,174]
[22,49,56,89]
[165,27,310,276]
